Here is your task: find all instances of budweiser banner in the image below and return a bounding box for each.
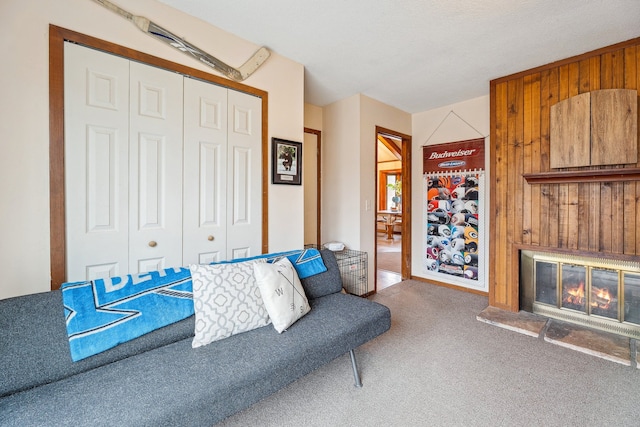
[423,138,485,174]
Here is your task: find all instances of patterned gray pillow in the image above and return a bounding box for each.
[190,260,270,348]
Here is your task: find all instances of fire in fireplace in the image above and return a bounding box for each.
[520,251,640,339]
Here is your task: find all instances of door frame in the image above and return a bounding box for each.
[303,127,322,246]
[375,126,412,287]
[48,25,269,289]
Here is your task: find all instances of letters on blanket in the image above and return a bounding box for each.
[61,268,193,362]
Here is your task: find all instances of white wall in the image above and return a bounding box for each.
[411,95,490,291]
[322,95,362,248]
[0,0,304,299]
[360,96,411,290]
[304,103,323,131]
[321,94,410,293]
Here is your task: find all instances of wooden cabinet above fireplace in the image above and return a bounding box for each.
[550,88,638,168]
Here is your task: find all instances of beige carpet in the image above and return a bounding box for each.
[217,280,640,426]
[376,250,400,273]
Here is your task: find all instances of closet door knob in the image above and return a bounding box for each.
[148,241,157,247]
[207,235,214,241]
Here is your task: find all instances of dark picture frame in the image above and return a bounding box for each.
[272,138,302,185]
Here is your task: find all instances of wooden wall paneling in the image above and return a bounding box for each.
[612,181,625,253]
[579,59,591,94]
[568,62,580,98]
[577,183,591,251]
[587,184,601,249]
[626,46,640,254]
[577,59,592,251]
[566,63,581,250]
[612,49,625,88]
[522,75,534,245]
[507,79,524,248]
[556,65,570,248]
[505,78,521,308]
[622,47,638,254]
[539,70,551,247]
[599,182,614,252]
[588,56,602,252]
[490,36,640,313]
[547,68,560,247]
[625,182,638,255]
[557,182,569,248]
[601,51,614,89]
[599,50,614,253]
[605,52,628,253]
[530,73,542,246]
[489,83,497,306]
[566,183,579,250]
[490,81,510,308]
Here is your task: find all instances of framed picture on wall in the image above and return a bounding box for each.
[272,138,302,185]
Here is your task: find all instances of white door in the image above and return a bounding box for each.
[128,61,184,273]
[226,89,262,259]
[183,77,228,264]
[64,43,262,281]
[64,42,130,281]
[303,131,319,245]
[183,80,262,262]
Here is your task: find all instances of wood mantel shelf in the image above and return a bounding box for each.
[523,168,640,184]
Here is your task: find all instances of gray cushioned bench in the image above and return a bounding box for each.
[0,249,391,426]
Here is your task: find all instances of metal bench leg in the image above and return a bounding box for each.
[349,349,362,387]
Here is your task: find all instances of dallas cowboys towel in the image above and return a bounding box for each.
[214,248,327,279]
[61,267,193,361]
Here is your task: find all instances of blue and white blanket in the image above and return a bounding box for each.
[61,267,193,362]
[215,248,327,278]
[61,249,326,361]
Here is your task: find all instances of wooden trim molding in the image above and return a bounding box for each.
[523,168,640,184]
[375,126,412,283]
[378,169,401,210]
[304,127,322,246]
[49,25,269,289]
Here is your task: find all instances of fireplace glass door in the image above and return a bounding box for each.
[535,261,557,306]
[523,250,640,339]
[590,268,618,319]
[561,264,586,312]
[624,273,640,325]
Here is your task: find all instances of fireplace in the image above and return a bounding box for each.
[520,250,640,339]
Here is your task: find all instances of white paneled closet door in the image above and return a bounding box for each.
[183,77,228,264]
[65,43,262,282]
[226,89,262,260]
[64,43,130,281]
[183,78,262,263]
[65,43,184,281]
[128,61,184,273]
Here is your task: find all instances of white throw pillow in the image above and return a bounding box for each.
[253,257,311,333]
[190,260,270,348]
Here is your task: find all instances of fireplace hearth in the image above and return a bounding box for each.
[520,251,640,339]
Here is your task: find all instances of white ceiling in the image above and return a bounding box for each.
[159,0,640,113]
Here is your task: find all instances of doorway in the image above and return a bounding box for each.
[375,126,411,291]
[303,128,321,247]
